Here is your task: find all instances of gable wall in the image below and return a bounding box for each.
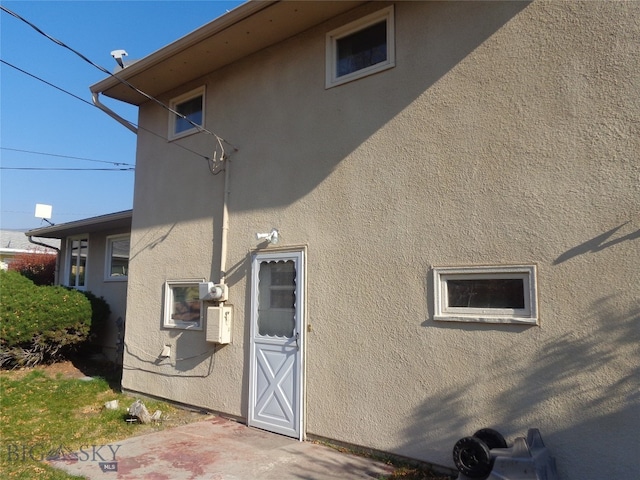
[123,2,639,478]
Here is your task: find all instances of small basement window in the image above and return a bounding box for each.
[433,265,538,325]
[169,86,205,140]
[163,280,204,330]
[326,6,395,88]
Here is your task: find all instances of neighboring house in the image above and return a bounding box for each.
[89,2,639,478]
[25,211,132,362]
[0,229,58,270]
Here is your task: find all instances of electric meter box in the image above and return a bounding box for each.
[199,282,228,302]
[206,306,232,344]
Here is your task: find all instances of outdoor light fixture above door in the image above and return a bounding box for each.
[256,229,279,245]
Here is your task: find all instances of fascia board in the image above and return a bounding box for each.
[89,0,276,97]
[26,210,133,239]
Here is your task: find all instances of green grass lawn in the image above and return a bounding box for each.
[1,364,453,480]
[0,366,197,479]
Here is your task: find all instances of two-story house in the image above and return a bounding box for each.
[89,2,639,478]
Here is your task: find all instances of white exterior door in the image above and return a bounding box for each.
[249,250,305,439]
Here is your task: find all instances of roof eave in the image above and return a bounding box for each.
[89,0,368,105]
[25,210,133,239]
[89,0,276,101]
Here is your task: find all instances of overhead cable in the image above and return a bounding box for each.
[0,167,134,171]
[1,147,134,167]
[0,5,237,154]
[0,58,212,164]
[0,58,94,107]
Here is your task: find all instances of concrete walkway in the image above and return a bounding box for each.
[48,416,395,479]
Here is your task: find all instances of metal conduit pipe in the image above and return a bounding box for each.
[218,157,231,293]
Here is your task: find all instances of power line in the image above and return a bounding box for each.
[0,57,137,130]
[1,147,134,167]
[1,209,123,217]
[0,59,94,107]
[0,58,214,166]
[1,167,134,171]
[0,4,238,160]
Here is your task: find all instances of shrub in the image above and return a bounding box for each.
[81,290,111,341]
[0,270,92,368]
[8,251,57,286]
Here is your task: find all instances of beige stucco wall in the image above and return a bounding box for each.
[122,2,639,478]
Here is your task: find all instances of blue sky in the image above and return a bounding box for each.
[0,0,243,230]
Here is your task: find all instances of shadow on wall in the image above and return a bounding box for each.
[123,338,216,378]
[228,0,532,215]
[554,221,640,264]
[132,1,532,230]
[403,296,640,479]
[128,222,177,263]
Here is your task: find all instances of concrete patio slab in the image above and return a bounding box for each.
[48,416,395,479]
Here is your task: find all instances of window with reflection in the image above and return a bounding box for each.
[105,235,130,280]
[163,280,203,329]
[433,265,538,324]
[67,236,88,289]
[257,260,296,337]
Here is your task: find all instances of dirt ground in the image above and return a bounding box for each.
[1,358,212,429]
[1,358,110,380]
[32,359,93,378]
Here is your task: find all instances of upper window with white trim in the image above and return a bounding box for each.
[105,234,130,281]
[326,6,395,88]
[433,265,538,325]
[169,86,205,140]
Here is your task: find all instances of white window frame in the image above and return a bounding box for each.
[433,265,538,325]
[65,235,89,291]
[168,86,205,140]
[325,6,395,88]
[104,234,130,282]
[163,279,205,330]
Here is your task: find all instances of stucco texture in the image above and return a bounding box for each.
[122,2,639,479]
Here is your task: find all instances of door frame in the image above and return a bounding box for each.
[248,248,306,440]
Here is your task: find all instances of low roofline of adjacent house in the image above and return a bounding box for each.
[25,210,133,239]
[90,0,367,105]
[0,248,56,255]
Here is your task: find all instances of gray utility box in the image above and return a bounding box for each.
[454,428,559,480]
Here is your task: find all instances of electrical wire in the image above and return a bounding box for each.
[0,59,94,107]
[0,167,134,171]
[0,58,217,167]
[0,5,238,158]
[1,147,134,167]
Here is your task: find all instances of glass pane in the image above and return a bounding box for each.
[337,21,387,77]
[447,278,525,309]
[109,237,130,277]
[175,95,203,133]
[171,286,201,323]
[69,239,87,287]
[258,261,296,337]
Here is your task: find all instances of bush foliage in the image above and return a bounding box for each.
[82,290,111,342]
[8,251,57,286]
[0,270,93,367]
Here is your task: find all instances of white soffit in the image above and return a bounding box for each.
[93,1,367,105]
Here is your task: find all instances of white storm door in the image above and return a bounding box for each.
[249,251,304,439]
